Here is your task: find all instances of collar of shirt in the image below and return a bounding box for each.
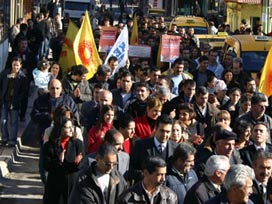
[154,137,167,151]
[208,178,221,192]
[172,167,184,177]
[254,144,266,151]
[196,104,207,115]
[255,179,267,194]
[141,182,160,202]
[255,178,267,187]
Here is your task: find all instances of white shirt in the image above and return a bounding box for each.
[154,137,167,152]
[96,171,110,204]
[255,179,267,194]
[196,104,207,116]
[208,178,221,192]
[254,144,266,152]
[142,182,160,203]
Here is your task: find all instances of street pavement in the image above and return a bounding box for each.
[0,141,43,203]
[0,84,43,203]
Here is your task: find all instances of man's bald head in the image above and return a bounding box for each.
[99,90,113,106]
[49,79,62,98]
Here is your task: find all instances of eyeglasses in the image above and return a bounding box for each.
[103,161,118,167]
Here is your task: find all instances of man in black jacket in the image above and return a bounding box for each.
[250,151,272,204]
[128,114,178,183]
[195,128,242,179]
[237,92,272,143]
[205,164,255,204]
[125,82,151,118]
[184,155,230,204]
[69,144,127,204]
[240,122,272,167]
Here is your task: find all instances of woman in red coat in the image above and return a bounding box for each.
[87,105,115,153]
[134,97,162,139]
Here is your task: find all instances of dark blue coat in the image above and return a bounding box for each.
[111,88,134,110]
[31,93,79,131]
[166,168,198,204]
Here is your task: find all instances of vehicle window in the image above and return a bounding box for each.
[241,51,267,72]
[177,26,207,34]
[193,27,208,34]
[65,2,90,10]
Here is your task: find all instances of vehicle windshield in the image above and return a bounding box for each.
[178,26,208,34]
[64,2,90,10]
[201,38,225,43]
[241,51,267,72]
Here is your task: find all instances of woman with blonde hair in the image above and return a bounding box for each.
[216,110,231,128]
[134,97,162,139]
[170,120,185,144]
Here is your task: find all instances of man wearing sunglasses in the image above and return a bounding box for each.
[69,144,127,204]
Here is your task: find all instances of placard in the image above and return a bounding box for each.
[99,26,117,52]
[129,45,151,58]
[160,34,181,62]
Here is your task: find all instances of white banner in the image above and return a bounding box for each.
[104,25,129,75]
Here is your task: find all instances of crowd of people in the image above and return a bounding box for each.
[2,1,272,204]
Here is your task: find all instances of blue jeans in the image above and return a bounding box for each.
[38,38,50,60]
[1,103,19,145]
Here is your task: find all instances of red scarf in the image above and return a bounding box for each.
[60,137,70,150]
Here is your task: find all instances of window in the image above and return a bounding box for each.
[0,0,9,42]
[64,2,90,11]
[241,51,267,72]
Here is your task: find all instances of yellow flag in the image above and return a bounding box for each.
[259,46,272,97]
[130,14,138,45]
[73,11,101,80]
[59,20,79,75]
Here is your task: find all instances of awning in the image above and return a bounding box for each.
[225,0,262,4]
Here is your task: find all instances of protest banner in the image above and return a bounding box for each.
[129,45,151,58]
[99,26,117,52]
[160,34,181,62]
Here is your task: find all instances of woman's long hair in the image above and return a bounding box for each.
[95,104,115,130]
[53,105,74,125]
[49,61,63,80]
[49,117,73,146]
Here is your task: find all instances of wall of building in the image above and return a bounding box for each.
[226,2,261,32]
